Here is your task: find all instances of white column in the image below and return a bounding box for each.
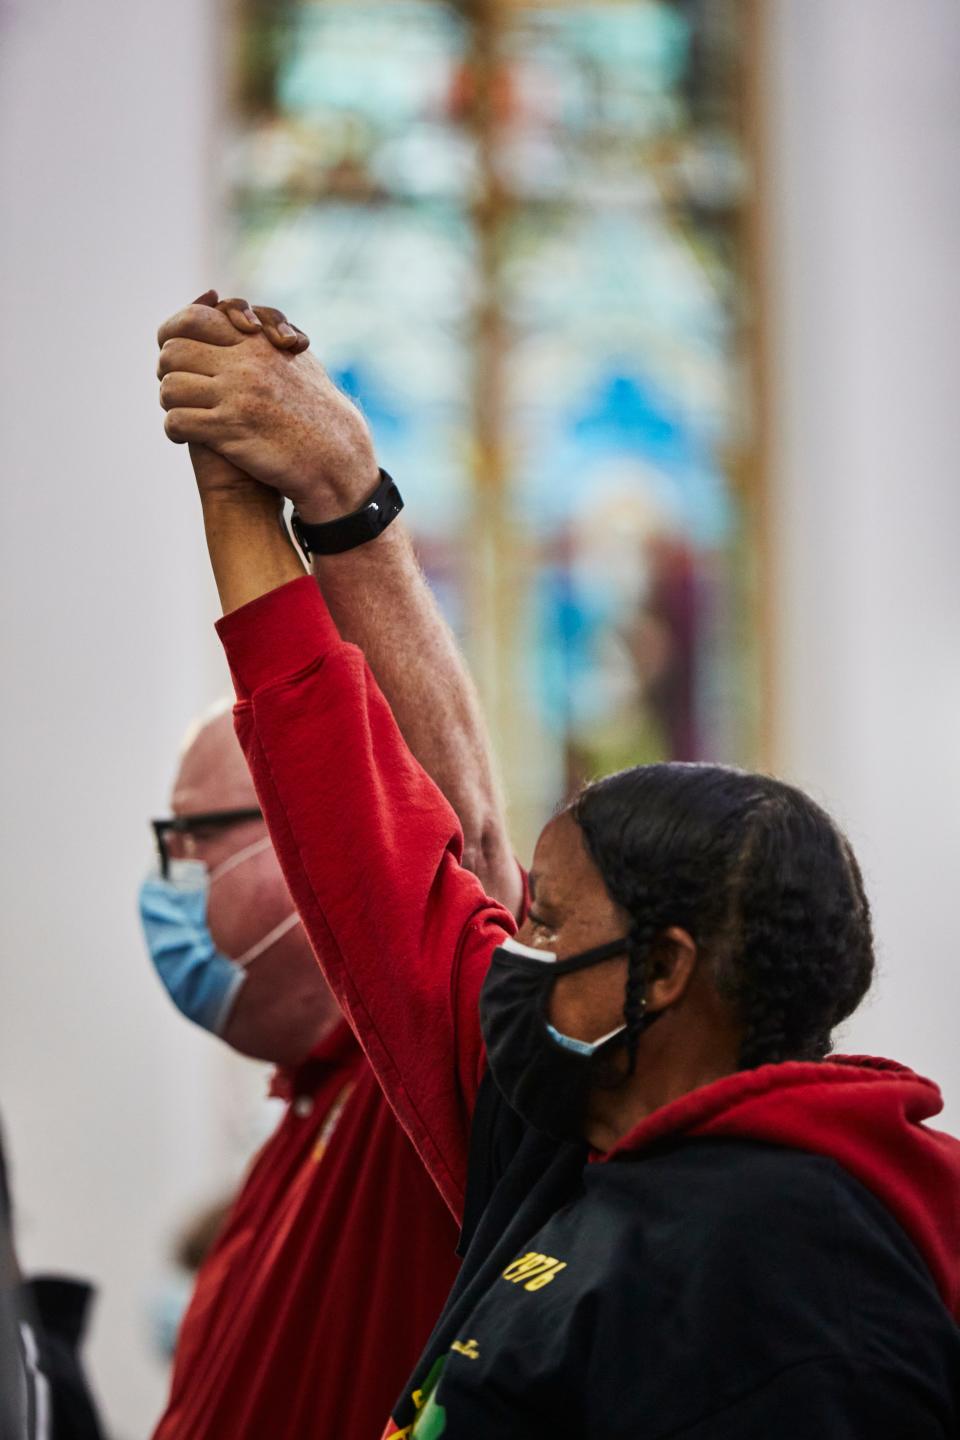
[765,0,960,1122]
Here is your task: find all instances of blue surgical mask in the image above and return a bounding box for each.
[139,858,247,1035]
[140,837,301,1036]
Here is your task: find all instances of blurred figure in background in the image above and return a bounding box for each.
[0,1121,105,1440]
[148,1193,235,1368]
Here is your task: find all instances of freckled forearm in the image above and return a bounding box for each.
[312,525,523,916]
[195,443,521,914]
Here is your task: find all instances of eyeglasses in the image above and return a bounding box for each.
[151,808,264,879]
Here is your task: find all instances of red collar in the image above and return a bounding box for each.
[269,1019,360,1101]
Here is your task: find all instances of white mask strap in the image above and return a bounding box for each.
[235,910,301,968]
[500,935,558,963]
[209,834,273,885]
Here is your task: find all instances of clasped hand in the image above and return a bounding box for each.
[156,291,379,522]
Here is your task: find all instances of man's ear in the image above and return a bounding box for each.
[646,927,698,1011]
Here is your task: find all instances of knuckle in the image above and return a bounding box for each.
[235,361,267,403]
[183,306,222,342]
[182,308,208,337]
[174,307,198,336]
[157,308,184,345]
[164,411,185,442]
[231,388,257,427]
[158,339,180,375]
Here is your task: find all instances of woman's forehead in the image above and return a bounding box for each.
[531,811,596,895]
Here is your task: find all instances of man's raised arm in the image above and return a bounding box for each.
[158,299,521,916]
[157,302,517,1213]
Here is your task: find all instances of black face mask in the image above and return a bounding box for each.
[479,933,660,1141]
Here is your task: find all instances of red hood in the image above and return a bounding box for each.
[601,1055,960,1319]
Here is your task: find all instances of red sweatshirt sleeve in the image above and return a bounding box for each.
[216,576,514,1218]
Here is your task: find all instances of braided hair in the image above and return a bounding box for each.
[571,764,874,1070]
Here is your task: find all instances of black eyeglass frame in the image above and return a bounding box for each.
[151,808,264,878]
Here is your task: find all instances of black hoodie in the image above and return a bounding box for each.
[386,1058,960,1438]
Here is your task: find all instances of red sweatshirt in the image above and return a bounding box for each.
[217,576,960,1433]
[152,1020,460,1440]
[218,576,515,1219]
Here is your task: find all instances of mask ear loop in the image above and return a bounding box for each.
[209,834,274,885]
[206,833,302,966]
[235,910,301,967]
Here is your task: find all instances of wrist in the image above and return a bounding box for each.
[294,452,381,525]
[292,468,403,561]
[199,482,284,522]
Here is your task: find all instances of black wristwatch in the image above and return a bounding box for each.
[290,470,404,558]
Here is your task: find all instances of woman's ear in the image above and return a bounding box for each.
[646,927,698,1011]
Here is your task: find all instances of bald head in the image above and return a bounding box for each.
[172,703,257,818]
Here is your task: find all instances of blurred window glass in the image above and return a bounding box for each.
[228,0,762,848]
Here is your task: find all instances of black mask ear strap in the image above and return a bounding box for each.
[551,935,632,977]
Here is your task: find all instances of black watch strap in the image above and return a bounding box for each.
[290,470,404,558]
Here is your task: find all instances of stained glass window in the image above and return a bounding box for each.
[226,0,761,848]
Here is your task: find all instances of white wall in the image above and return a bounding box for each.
[0,1,261,1435]
[765,0,960,1123]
